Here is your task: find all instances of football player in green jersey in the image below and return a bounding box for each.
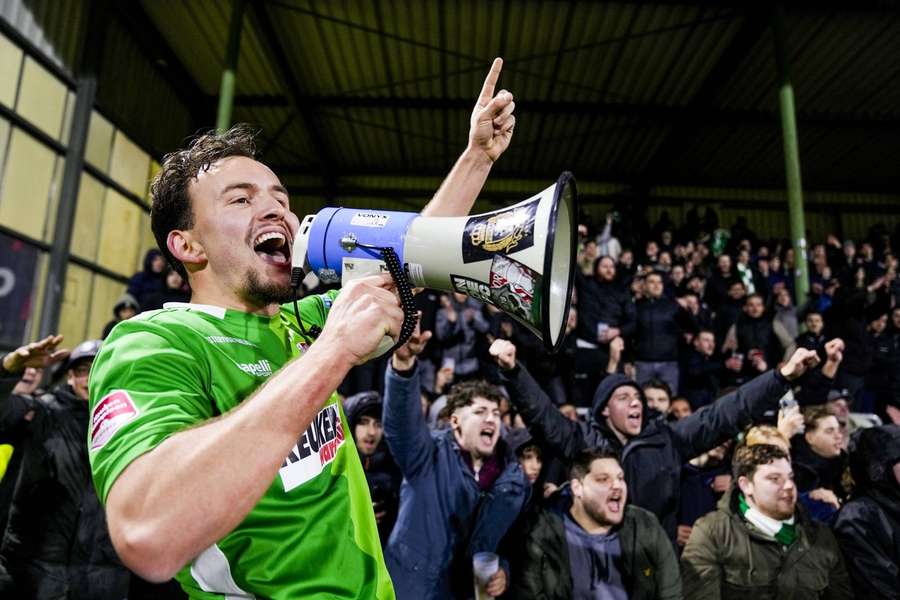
[88,58,516,598]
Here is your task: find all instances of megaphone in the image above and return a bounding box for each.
[292,172,577,355]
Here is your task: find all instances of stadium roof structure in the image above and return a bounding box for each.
[7,0,898,206]
[131,0,900,200]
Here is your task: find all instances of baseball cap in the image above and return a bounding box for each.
[65,339,102,370]
[827,388,851,403]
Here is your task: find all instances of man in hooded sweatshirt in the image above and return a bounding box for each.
[833,424,900,599]
[490,339,821,544]
[344,390,402,547]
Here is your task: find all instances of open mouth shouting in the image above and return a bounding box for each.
[606,491,624,514]
[252,229,291,267]
[479,425,498,448]
[626,409,642,431]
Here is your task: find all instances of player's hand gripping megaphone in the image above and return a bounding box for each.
[291,172,577,356]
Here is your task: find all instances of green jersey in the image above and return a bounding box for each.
[88,293,394,599]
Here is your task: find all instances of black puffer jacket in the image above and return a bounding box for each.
[734,313,782,367]
[502,368,790,543]
[0,383,129,599]
[791,436,848,500]
[634,296,693,362]
[833,425,900,600]
[575,272,636,343]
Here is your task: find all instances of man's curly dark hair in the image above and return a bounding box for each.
[149,124,259,278]
[440,380,506,420]
[732,443,789,482]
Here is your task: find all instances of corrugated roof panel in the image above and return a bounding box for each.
[657,13,740,105]
[142,0,223,94]
[788,13,900,117]
[621,122,671,174]
[609,4,696,104]
[268,1,335,95]
[142,0,280,96]
[96,20,192,157]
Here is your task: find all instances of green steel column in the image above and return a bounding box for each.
[773,5,809,305]
[216,0,246,131]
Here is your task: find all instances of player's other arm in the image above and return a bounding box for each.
[421,58,515,218]
[104,275,403,582]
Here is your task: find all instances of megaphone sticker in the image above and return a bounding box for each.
[450,275,493,305]
[489,254,542,329]
[461,199,539,263]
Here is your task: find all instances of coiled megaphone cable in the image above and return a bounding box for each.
[289,268,322,342]
[289,244,419,355]
[353,242,419,354]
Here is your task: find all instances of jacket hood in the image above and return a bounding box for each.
[591,373,645,424]
[343,391,382,429]
[849,424,900,495]
[505,426,535,456]
[113,293,140,316]
[142,249,163,274]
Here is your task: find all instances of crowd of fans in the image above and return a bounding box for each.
[0,210,899,598]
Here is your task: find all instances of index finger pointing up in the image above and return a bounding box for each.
[477,57,503,107]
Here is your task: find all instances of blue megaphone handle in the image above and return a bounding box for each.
[306,207,419,279]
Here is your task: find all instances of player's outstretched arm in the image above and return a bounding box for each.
[422,57,516,218]
[103,274,403,582]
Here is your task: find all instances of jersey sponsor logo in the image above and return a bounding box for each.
[90,390,139,451]
[278,404,345,491]
[237,359,272,377]
[205,335,257,347]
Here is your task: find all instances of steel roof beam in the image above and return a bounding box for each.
[234,94,899,131]
[113,2,213,130]
[248,1,337,198]
[642,6,772,180]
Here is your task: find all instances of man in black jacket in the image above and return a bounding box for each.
[490,339,820,544]
[633,271,695,394]
[794,310,826,355]
[574,256,636,406]
[343,390,402,547]
[833,424,900,600]
[0,336,130,599]
[680,329,721,410]
[508,447,681,600]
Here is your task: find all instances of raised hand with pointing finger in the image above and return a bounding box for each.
[470,57,515,163]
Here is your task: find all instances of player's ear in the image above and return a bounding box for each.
[168,230,206,268]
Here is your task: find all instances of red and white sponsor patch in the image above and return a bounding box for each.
[90,390,139,451]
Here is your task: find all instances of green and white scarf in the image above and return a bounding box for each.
[739,493,797,546]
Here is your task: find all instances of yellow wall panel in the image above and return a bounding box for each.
[0,35,22,108]
[42,156,63,243]
[28,253,48,341]
[146,160,160,206]
[97,189,141,276]
[0,128,55,239]
[58,263,92,345]
[16,57,67,139]
[109,130,150,198]
[137,211,157,271]
[59,90,75,146]
[71,174,105,261]
[85,110,114,173]
[88,275,123,339]
[0,117,10,182]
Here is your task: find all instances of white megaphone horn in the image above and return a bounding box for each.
[292,172,578,356]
